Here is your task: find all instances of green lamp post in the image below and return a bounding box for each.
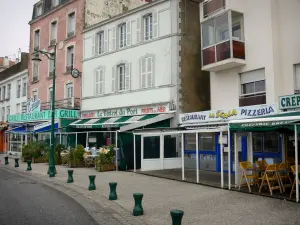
[32,45,57,177]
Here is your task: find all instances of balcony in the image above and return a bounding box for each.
[201,10,245,72]
[50,39,56,46]
[239,94,266,107]
[67,31,75,38]
[32,76,39,83]
[203,0,226,18]
[40,97,81,110]
[34,46,39,51]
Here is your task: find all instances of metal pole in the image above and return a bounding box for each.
[181,133,185,180]
[228,127,231,190]
[115,132,118,171]
[134,134,136,172]
[75,132,77,146]
[234,133,238,187]
[60,133,62,145]
[220,131,224,188]
[295,124,299,202]
[49,44,57,177]
[141,134,144,171]
[196,132,199,183]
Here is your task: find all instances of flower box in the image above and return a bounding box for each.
[96,163,116,172]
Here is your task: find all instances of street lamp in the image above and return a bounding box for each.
[32,45,57,177]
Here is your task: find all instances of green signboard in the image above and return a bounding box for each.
[8,109,79,123]
[230,120,295,130]
[279,94,300,110]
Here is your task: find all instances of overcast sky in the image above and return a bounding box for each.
[0,0,38,60]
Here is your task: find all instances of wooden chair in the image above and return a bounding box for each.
[278,162,292,192]
[290,165,300,199]
[256,160,268,185]
[239,161,259,192]
[259,164,282,195]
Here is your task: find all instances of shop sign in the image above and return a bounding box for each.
[231,120,293,129]
[179,104,278,124]
[279,94,300,110]
[80,103,170,119]
[26,98,41,113]
[33,120,58,131]
[8,109,79,123]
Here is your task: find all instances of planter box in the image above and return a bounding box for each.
[34,157,48,163]
[96,163,116,172]
[68,159,84,168]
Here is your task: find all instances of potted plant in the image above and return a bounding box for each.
[96,145,116,172]
[68,145,85,168]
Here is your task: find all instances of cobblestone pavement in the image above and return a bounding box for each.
[1,156,300,225]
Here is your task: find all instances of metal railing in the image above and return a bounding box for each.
[40,97,80,110]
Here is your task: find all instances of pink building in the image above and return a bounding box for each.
[28,0,84,110]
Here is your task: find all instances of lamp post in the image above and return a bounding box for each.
[32,45,57,177]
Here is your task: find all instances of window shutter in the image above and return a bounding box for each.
[153,10,159,38]
[141,58,146,88]
[95,33,99,55]
[125,62,131,91]
[112,26,117,51]
[112,66,116,93]
[295,64,300,91]
[95,70,99,95]
[104,29,109,53]
[100,69,104,94]
[126,21,131,46]
[92,34,95,56]
[147,57,152,87]
[136,17,141,43]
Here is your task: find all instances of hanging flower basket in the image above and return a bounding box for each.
[96,145,116,172]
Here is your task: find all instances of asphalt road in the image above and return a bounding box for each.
[0,168,99,225]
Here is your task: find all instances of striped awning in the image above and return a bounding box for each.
[69,113,174,131]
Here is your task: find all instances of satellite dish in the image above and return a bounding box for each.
[58,41,64,50]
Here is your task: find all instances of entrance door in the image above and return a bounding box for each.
[141,134,162,171]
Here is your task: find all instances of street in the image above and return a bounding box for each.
[0,168,98,225]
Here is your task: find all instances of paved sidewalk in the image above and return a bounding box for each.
[2,156,300,225]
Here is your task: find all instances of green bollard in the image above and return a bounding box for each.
[47,167,57,175]
[67,170,74,183]
[133,193,144,216]
[109,182,118,200]
[88,175,96,190]
[170,210,184,225]
[26,160,32,171]
[4,156,9,165]
[14,158,19,168]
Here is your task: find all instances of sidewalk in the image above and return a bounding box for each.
[1,156,300,225]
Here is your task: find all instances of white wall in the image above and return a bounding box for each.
[0,70,28,121]
[207,0,300,110]
[82,0,178,111]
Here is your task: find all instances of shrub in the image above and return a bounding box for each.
[68,144,85,168]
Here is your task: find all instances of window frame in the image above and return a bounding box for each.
[22,78,27,97]
[66,45,74,71]
[34,29,40,49]
[65,82,74,99]
[67,11,76,37]
[95,68,104,95]
[140,56,154,89]
[143,14,153,41]
[52,0,59,8]
[241,80,266,96]
[118,23,126,49]
[35,3,43,17]
[32,63,39,81]
[97,31,105,55]
[2,86,6,100]
[117,64,126,91]
[7,83,11,100]
[32,90,38,101]
[50,20,58,44]
[17,79,21,98]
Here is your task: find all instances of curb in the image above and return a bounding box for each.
[0,165,150,225]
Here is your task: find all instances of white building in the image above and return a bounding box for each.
[200,0,300,109]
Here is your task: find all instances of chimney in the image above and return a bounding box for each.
[3,57,9,66]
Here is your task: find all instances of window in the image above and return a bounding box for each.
[117,64,125,91]
[240,69,266,96]
[2,86,5,100]
[33,64,39,81]
[1,107,5,121]
[49,87,53,102]
[97,32,104,54]
[17,80,21,98]
[198,133,215,150]
[7,84,11,100]
[119,23,126,48]
[144,14,153,41]
[252,133,263,153]
[67,12,76,37]
[52,0,59,7]
[34,30,40,49]
[22,78,27,97]
[95,69,104,95]
[294,64,300,93]
[66,83,73,99]
[184,133,196,150]
[36,3,42,17]
[66,46,74,72]
[50,21,57,44]
[252,132,280,153]
[112,63,131,92]
[0,88,2,101]
[33,90,38,101]
[16,103,20,114]
[6,106,10,120]
[49,55,54,77]
[141,56,154,88]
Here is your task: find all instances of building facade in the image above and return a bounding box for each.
[0,57,15,72]
[28,0,84,110]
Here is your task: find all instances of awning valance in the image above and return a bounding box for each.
[69,114,174,131]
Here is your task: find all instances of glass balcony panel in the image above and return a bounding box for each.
[202,46,216,66]
[232,40,245,59]
[202,19,215,48]
[216,41,230,62]
[231,11,244,41]
[215,12,229,44]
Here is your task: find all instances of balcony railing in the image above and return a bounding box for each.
[33,76,39,83]
[49,72,54,79]
[66,66,73,73]
[34,46,39,51]
[203,0,226,18]
[67,31,75,38]
[40,97,80,110]
[50,39,56,46]
[239,94,266,107]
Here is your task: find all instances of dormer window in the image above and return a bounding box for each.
[36,3,42,17]
[52,0,59,8]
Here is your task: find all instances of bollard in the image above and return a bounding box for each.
[170,210,184,225]
[26,160,32,171]
[109,182,118,200]
[88,175,96,190]
[14,158,19,168]
[67,170,74,183]
[133,193,144,216]
[4,156,9,165]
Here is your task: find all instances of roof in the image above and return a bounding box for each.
[0,53,28,82]
[0,58,15,68]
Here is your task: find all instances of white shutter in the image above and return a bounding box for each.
[146,57,152,87]
[141,58,146,88]
[126,21,131,46]
[136,17,141,43]
[92,34,95,56]
[125,62,131,91]
[100,69,104,94]
[112,66,116,93]
[104,29,109,53]
[112,27,116,51]
[95,33,99,55]
[240,69,265,84]
[152,10,159,38]
[295,64,300,90]
[95,70,99,95]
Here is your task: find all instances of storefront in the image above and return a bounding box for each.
[68,103,175,170]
